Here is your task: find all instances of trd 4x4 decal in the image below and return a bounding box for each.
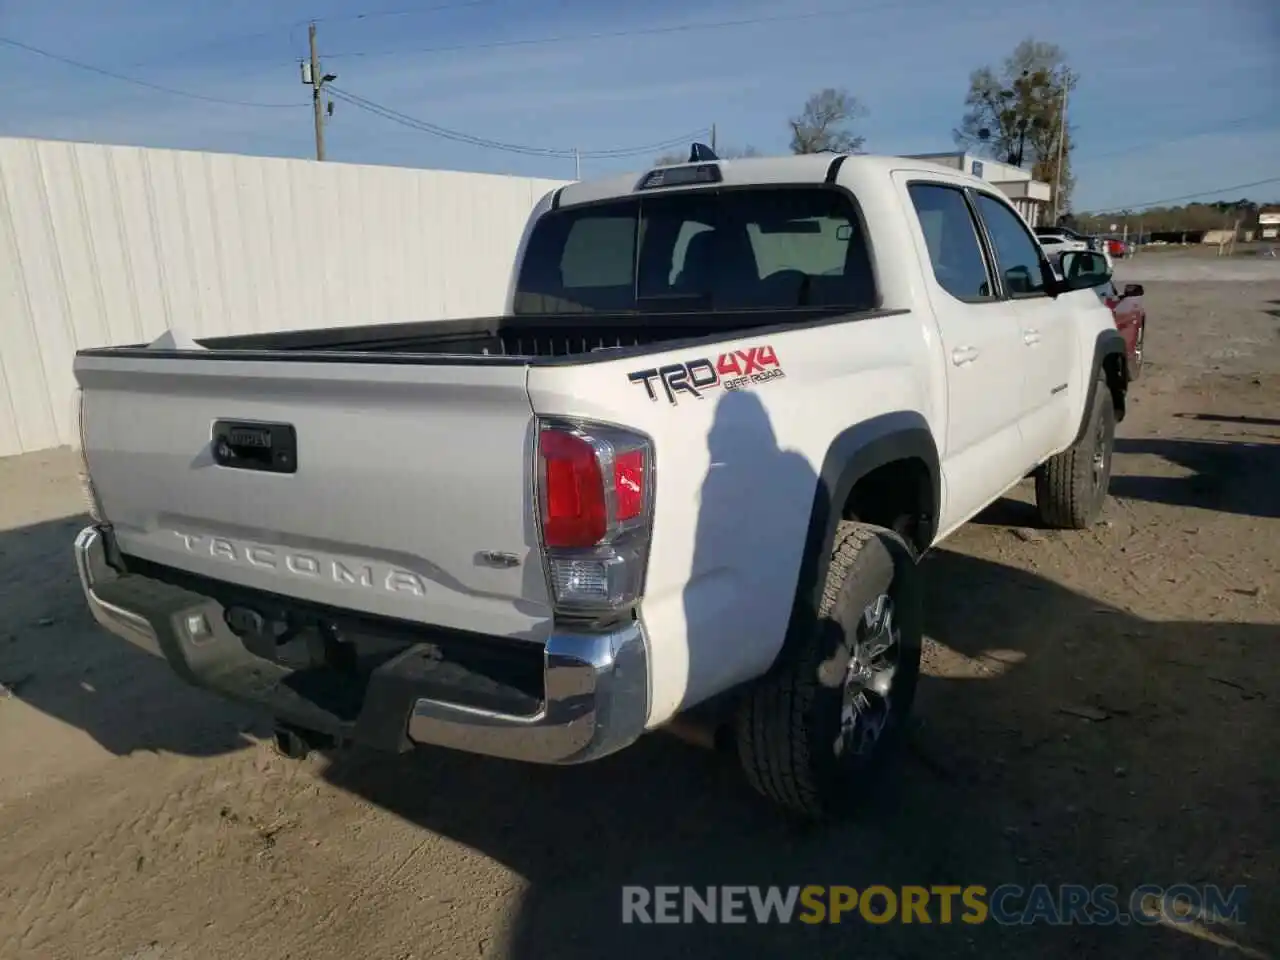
[628,345,785,405]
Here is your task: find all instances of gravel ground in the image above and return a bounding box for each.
[1,253,1277,959]
[1119,249,1280,284]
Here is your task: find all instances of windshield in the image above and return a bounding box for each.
[513,187,877,314]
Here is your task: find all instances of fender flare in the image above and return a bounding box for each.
[1072,328,1128,446]
[781,412,940,664]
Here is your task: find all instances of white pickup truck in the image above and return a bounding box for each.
[72,149,1129,819]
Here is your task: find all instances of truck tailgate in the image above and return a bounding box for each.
[73,353,549,640]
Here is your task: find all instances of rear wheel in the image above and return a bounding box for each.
[1035,376,1116,529]
[735,522,922,820]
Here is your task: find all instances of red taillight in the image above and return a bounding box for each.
[540,430,607,548]
[614,449,645,522]
[538,425,651,548]
[536,420,654,615]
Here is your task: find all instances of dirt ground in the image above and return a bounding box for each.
[1,256,1277,959]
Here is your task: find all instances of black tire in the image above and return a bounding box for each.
[735,522,923,820]
[1035,376,1116,529]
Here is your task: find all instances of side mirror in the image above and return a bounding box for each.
[1053,250,1113,294]
[1122,283,1144,298]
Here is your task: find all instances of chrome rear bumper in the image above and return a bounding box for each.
[406,624,648,763]
[74,524,650,764]
[75,526,165,657]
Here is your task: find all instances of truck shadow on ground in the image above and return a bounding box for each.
[1176,413,1280,429]
[967,428,1280,527]
[0,513,256,759]
[319,388,1276,959]
[966,496,1044,529]
[1109,435,1280,520]
[321,547,1276,958]
[5,391,1274,956]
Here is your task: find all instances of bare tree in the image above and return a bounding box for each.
[653,144,762,165]
[788,88,867,154]
[955,38,1076,212]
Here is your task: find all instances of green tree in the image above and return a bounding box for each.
[955,38,1075,213]
[788,87,867,154]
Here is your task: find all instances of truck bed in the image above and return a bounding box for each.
[71,301,891,638]
[78,306,882,364]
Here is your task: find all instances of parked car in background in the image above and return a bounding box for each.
[1037,227,1113,271]
[1104,238,1130,260]
[1034,226,1091,255]
[1094,279,1146,378]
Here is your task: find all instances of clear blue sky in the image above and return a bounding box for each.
[0,0,1276,212]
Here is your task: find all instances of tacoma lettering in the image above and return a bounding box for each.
[171,531,426,597]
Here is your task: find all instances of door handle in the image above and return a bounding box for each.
[951,346,979,366]
[1023,329,1042,345]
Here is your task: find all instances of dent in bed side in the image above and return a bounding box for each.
[1071,327,1128,447]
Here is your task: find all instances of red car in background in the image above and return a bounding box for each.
[1094,279,1146,379]
[1105,238,1131,259]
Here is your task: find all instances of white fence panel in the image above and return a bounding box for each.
[0,136,568,457]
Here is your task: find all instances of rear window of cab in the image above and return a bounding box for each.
[513,187,877,315]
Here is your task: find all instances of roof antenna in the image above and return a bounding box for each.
[688,142,718,163]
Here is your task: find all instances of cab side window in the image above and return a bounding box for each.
[907,183,993,303]
[973,193,1047,297]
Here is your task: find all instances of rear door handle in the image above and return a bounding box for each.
[951,346,979,366]
[1023,329,1042,345]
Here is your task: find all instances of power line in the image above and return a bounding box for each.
[1079,176,1280,214]
[312,1,494,25]
[581,134,712,159]
[0,35,306,109]
[331,86,707,158]
[130,0,904,69]
[120,3,495,67]
[328,85,707,159]
[1078,109,1278,165]
[329,88,568,156]
[323,5,888,59]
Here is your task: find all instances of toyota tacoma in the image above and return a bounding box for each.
[72,147,1129,819]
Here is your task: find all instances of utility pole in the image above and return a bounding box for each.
[710,123,717,153]
[573,148,580,180]
[1051,70,1071,224]
[303,22,337,161]
[309,23,325,161]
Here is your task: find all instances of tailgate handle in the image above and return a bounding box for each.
[212,421,298,474]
